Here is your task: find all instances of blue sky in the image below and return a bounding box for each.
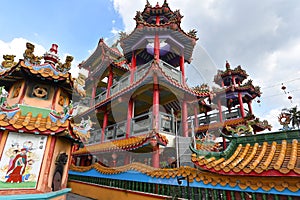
[0,0,122,62]
[1,0,300,130]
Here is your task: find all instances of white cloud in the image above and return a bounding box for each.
[0,38,45,61]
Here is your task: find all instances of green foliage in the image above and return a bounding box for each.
[289,106,300,129]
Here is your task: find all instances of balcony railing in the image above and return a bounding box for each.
[159,60,182,84]
[93,60,182,105]
[196,108,249,126]
[93,112,176,143]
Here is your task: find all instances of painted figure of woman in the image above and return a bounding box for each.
[6,148,27,183]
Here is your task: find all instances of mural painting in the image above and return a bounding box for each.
[0,132,47,189]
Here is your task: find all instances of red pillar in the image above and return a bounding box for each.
[247,101,253,115]
[126,98,133,138]
[90,83,97,106]
[217,100,223,122]
[41,136,56,191]
[152,144,160,168]
[101,110,108,142]
[194,105,199,127]
[182,100,189,137]
[51,88,59,110]
[180,54,185,84]
[124,153,130,165]
[154,15,160,61]
[238,92,245,118]
[106,67,114,97]
[80,156,86,166]
[153,75,160,130]
[232,75,236,85]
[130,52,136,83]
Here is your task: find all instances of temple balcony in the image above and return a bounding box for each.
[196,107,249,127]
[87,111,174,145]
[92,60,182,105]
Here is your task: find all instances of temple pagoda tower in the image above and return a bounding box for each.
[0,42,88,198]
[194,61,271,150]
[73,0,210,168]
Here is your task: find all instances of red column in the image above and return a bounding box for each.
[124,153,130,165]
[80,156,86,166]
[154,34,160,61]
[101,110,108,142]
[41,136,56,191]
[18,82,27,104]
[90,83,97,106]
[153,75,160,130]
[232,75,236,85]
[130,52,136,83]
[182,100,189,137]
[51,88,59,110]
[106,67,113,97]
[238,92,245,118]
[180,54,185,84]
[194,105,199,127]
[152,145,160,168]
[126,98,133,138]
[247,101,253,115]
[217,100,223,122]
[226,191,232,200]
[154,15,160,61]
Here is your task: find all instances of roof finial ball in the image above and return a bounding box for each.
[50,44,58,54]
[225,60,230,70]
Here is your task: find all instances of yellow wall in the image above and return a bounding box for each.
[68,181,167,200]
[23,82,54,109]
[47,137,72,190]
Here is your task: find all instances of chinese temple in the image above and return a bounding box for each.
[0,42,89,199]
[0,1,299,200]
[67,1,300,200]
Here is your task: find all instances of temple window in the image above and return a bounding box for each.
[11,83,22,98]
[31,85,49,99]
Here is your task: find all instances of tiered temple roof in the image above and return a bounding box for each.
[119,0,198,65]
[191,130,300,177]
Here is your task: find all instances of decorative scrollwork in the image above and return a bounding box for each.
[33,86,48,98]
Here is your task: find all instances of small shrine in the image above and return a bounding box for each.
[0,42,88,198]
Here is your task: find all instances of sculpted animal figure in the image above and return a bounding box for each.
[57,56,73,72]
[2,55,17,68]
[23,42,42,64]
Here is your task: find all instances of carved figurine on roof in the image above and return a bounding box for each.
[0,42,91,198]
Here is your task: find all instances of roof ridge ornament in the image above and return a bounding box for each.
[1,55,17,68]
[23,42,42,65]
[43,44,60,66]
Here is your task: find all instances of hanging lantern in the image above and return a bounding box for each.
[281,84,287,94]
